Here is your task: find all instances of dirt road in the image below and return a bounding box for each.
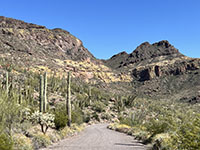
[43,124,147,150]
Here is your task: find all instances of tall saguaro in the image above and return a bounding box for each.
[39,72,48,113]
[88,86,92,104]
[67,72,71,127]
[43,72,47,112]
[40,75,44,112]
[6,72,9,95]
[19,86,22,104]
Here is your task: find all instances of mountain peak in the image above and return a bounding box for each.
[153,40,172,48]
[110,51,128,59]
[106,40,184,69]
[137,41,151,48]
[130,40,182,60]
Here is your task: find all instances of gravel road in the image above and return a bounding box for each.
[43,124,147,150]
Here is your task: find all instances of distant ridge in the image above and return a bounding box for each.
[105,40,183,69]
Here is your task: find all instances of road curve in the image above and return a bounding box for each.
[43,124,147,150]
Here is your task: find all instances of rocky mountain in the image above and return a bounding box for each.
[0,16,95,62]
[0,16,200,103]
[106,40,200,102]
[0,16,131,85]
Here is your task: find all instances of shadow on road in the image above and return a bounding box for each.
[115,143,144,147]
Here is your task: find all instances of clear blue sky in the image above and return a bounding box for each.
[0,0,200,59]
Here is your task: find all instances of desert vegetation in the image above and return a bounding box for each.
[0,61,200,150]
[109,97,200,150]
[0,63,114,150]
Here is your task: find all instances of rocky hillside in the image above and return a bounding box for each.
[0,16,95,61]
[0,16,200,102]
[0,16,131,84]
[106,40,200,102]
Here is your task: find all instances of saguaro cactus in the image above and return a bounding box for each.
[67,72,71,127]
[40,75,44,112]
[43,72,47,112]
[6,72,9,94]
[39,72,48,113]
[88,86,92,97]
[88,86,92,105]
[19,86,22,104]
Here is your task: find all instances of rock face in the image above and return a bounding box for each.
[105,40,200,81]
[106,40,200,101]
[132,59,200,81]
[105,40,183,69]
[104,51,129,69]
[0,16,96,63]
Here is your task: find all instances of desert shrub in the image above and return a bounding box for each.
[101,112,111,120]
[117,98,200,149]
[171,114,200,150]
[54,110,68,130]
[0,90,21,135]
[92,112,100,121]
[21,107,32,121]
[76,93,89,108]
[92,101,106,113]
[145,119,169,136]
[83,113,91,123]
[0,133,13,150]
[124,95,137,108]
[13,133,33,150]
[32,134,51,149]
[72,107,84,125]
[59,126,71,138]
[119,116,134,127]
[91,87,101,99]
[114,97,125,112]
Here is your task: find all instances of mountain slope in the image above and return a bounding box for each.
[106,40,200,102]
[0,16,95,62]
[0,16,131,84]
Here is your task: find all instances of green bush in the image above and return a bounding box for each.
[0,133,13,150]
[32,134,51,149]
[54,110,68,130]
[13,133,33,150]
[92,112,100,121]
[92,101,106,113]
[145,119,169,136]
[72,108,84,125]
[83,113,91,123]
[172,114,200,150]
[117,98,200,149]
[101,113,111,120]
[124,95,136,108]
[119,116,134,127]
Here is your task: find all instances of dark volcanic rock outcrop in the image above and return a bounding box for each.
[105,40,200,82]
[105,40,183,69]
[106,40,200,101]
